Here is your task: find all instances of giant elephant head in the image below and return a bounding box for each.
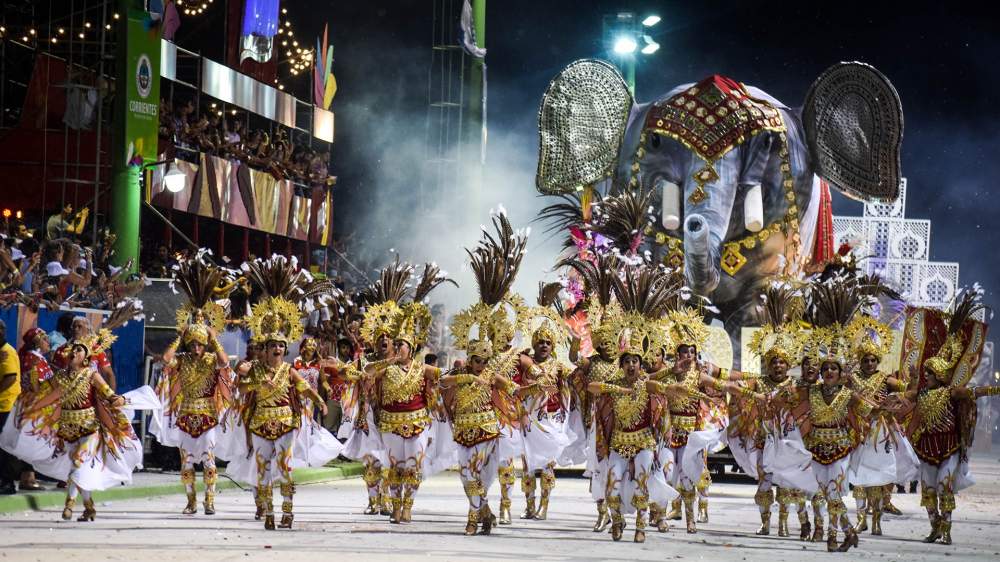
[536,60,903,338]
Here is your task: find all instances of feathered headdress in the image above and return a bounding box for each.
[525,282,570,348]
[748,283,803,368]
[450,211,530,358]
[611,264,683,361]
[173,254,230,345]
[925,287,988,384]
[243,255,335,344]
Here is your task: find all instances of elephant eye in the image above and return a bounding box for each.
[648,133,661,149]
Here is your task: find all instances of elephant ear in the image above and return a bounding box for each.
[536,59,633,195]
[803,62,903,202]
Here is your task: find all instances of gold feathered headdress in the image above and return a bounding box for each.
[748,283,803,368]
[925,287,988,384]
[173,254,230,345]
[611,263,682,361]
[243,255,334,344]
[451,212,529,358]
[847,315,894,361]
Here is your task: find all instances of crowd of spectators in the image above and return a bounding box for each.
[159,98,335,187]
[0,203,144,312]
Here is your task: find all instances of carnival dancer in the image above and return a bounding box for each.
[342,261,414,517]
[514,308,574,522]
[561,253,626,532]
[226,256,337,530]
[441,339,521,535]
[778,277,896,552]
[846,317,917,536]
[150,256,234,515]
[783,340,827,542]
[893,288,1000,545]
[2,334,144,521]
[652,308,724,534]
[586,311,694,544]
[716,285,812,539]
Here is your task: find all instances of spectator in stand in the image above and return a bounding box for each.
[0,319,22,494]
[47,312,75,356]
[144,244,177,278]
[45,203,89,241]
[41,240,92,302]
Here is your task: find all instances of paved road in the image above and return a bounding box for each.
[3,455,1000,561]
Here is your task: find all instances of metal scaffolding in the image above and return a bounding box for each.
[422,0,465,215]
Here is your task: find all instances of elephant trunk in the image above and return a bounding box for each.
[683,214,720,295]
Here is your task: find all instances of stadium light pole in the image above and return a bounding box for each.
[604,12,660,96]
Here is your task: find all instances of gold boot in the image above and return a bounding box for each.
[923,515,942,543]
[756,511,772,536]
[521,472,537,519]
[667,497,682,520]
[939,519,952,545]
[593,501,610,532]
[264,514,275,530]
[182,491,198,515]
[634,509,647,543]
[854,510,868,533]
[278,486,294,529]
[480,505,496,536]
[203,467,217,515]
[611,512,625,542]
[871,508,883,536]
[464,508,480,536]
[798,509,812,541]
[499,498,512,525]
[77,498,96,522]
[650,504,669,533]
[698,499,709,523]
[754,489,773,535]
[826,529,839,552]
[380,493,393,516]
[812,517,824,542]
[62,497,76,521]
[401,497,414,523]
[535,470,555,520]
[254,486,266,520]
[838,527,859,551]
[363,495,379,515]
[389,496,402,524]
[181,468,197,514]
[521,496,536,520]
[883,501,903,516]
[683,491,697,534]
[777,506,789,537]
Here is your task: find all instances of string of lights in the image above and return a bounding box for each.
[0,12,121,47]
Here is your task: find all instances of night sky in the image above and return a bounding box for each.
[279,0,998,310]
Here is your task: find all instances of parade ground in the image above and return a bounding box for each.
[2,454,999,562]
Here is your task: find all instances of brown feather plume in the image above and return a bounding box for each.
[467,212,527,306]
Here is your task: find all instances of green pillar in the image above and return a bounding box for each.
[111,1,159,274]
[465,0,486,159]
[624,54,636,96]
[464,0,486,215]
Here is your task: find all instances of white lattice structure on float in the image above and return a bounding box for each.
[832,178,960,309]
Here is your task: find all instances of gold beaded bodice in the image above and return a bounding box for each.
[176,353,218,400]
[381,361,425,406]
[809,385,852,426]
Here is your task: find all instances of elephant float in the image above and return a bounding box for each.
[535,60,903,367]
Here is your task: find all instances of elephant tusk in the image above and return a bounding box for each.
[744,183,764,233]
[660,179,682,231]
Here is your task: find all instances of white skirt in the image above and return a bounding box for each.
[340,406,387,465]
[0,387,154,491]
[849,424,899,487]
[764,429,819,494]
[522,409,573,471]
[557,409,587,466]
